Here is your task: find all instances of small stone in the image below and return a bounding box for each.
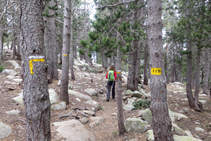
[195,127,204,132]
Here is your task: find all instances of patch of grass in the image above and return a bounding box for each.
[0,62,5,72]
[98,106,103,110]
[112,130,118,135]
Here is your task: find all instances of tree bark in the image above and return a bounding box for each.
[0,24,3,62]
[60,0,71,105]
[186,40,195,108]
[147,0,173,140]
[203,47,210,94]
[116,32,125,135]
[170,51,175,83]
[143,41,149,85]
[20,0,51,140]
[194,47,202,111]
[70,0,75,80]
[134,42,141,90]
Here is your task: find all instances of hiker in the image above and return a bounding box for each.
[105,65,117,101]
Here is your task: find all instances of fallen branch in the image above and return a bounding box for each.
[76,109,88,117]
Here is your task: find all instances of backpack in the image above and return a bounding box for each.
[108,70,114,81]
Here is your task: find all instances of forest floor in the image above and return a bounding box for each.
[0,56,211,141]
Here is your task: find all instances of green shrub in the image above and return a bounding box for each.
[132,99,151,110]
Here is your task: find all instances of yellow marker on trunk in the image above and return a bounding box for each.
[151,68,161,75]
[29,56,45,74]
[63,54,67,56]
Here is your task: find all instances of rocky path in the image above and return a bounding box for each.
[0,59,211,141]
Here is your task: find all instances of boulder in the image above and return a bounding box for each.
[73,66,80,71]
[123,104,134,111]
[195,127,204,132]
[172,123,186,135]
[1,69,18,76]
[6,75,15,80]
[140,89,151,98]
[51,102,66,110]
[139,109,152,124]
[173,135,202,141]
[146,130,154,141]
[125,89,133,96]
[53,119,95,141]
[80,117,89,124]
[68,90,92,100]
[12,79,22,83]
[48,89,58,104]
[13,92,23,105]
[124,118,148,133]
[5,60,21,70]
[0,121,12,138]
[85,100,100,111]
[5,110,20,116]
[84,88,98,96]
[83,110,95,116]
[90,116,104,127]
[131,91,142,98]
[169,109,188,122]
[127,98,135,105]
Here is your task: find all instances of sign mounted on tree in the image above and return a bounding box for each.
[151,68,161,75]
[29,56,45,74]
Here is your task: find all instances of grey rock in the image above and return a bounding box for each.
[195,127,204,132]
[83,110,95,116]
[51,102,66,110]
[125,89,133,95]
[172,123,186,135]
[146,130,154,141]
[131,91,142,98]
[1,69,18,76]
[80,117,89,124]
[140,89,151,98]
[49,88,58,104]
[127,98,135,105]
[5,60,21,70]
[139,109,152,124]
[173,135,202,141]
[13,92,23,105]
[84,88,98,96]
[68,90,92,100]
[53,119,95,141]
[124,118,148,133]
[12,79,22,83]
[123,104,134,111]
[169,109,188,122]
[0,121,12,138]
[85,100,100,111]
[90,116,104,127]
[6,110,20,116]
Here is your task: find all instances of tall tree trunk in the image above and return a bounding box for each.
[143,41,149,85]
[116,33,125,135]
[171,51,175,83]
[12,32,16,59]
[147,0,173,140]
[60,0,71,105]
[127,47,135,90]
[20,0,51,140]
[194,47,202,111]
[134,42,141,90]
[186,40,195,108]
[0,24,3,62]
[203,47,210,94]
[70,0,75,80]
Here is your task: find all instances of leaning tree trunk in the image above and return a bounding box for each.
[60,0,71,105]
[147,0,173,140]
[194,47,202,111]
[116,31,125,135]
[203,47,210,94]
[186,39,195,108]
[20,0,51,140]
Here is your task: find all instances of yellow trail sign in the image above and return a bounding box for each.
[29,58,45,74]
[151,68,161,75]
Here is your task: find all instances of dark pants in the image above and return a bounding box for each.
[107,81,115,100]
